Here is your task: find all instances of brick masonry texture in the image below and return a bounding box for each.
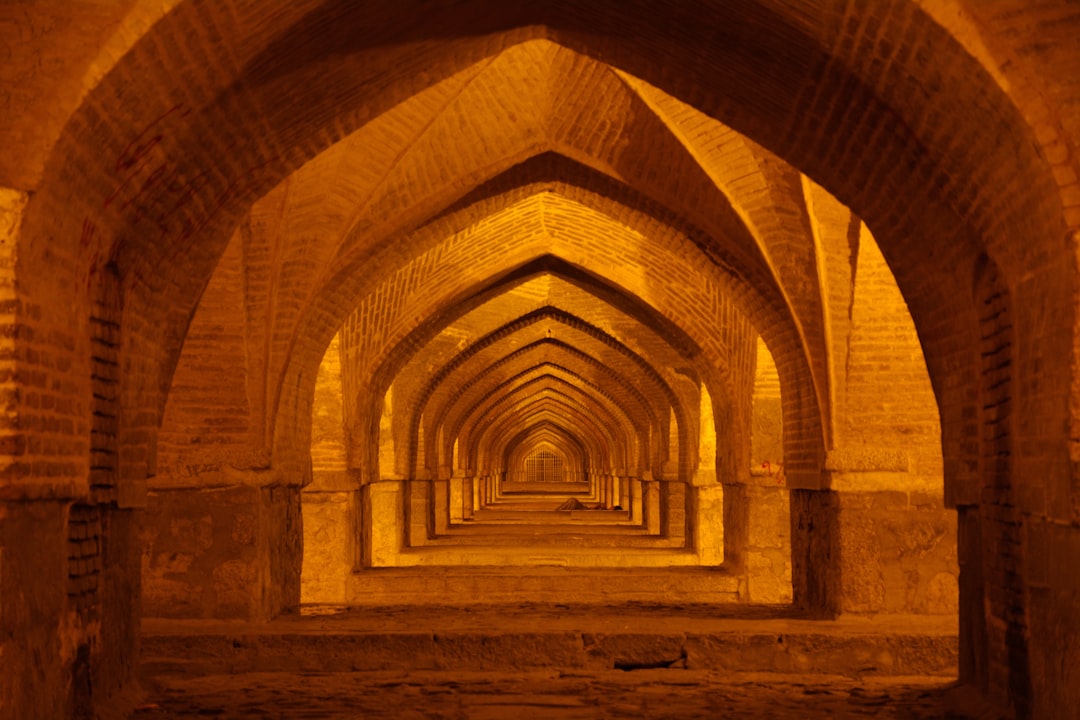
[1,2,1080,719]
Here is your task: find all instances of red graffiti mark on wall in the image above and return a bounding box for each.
[80,217,97,248]
[105,104,191,210]
[80,216,118,292]
[80,217,100,291]
[761,461,785,485]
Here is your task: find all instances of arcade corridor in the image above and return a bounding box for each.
[1,2,1079,718]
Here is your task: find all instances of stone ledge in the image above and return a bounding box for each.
[141,608,957,678]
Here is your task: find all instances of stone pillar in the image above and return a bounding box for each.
[694,483,725,565]
[464,474,475,519]
[644,480,661,535]
[141,481,302,620]
[835,489,957,615]
[432,475,450,534]
[629,478,643,523]
[406,478,431,546]
[743,465,791,604]
[449,470,465,523]
[0,499,72,720]
[618,475,631,511]
[1025,517,1080,718]
[824,451,958,616]
[789,489,840,618]
[362,479,403,567]
[662,480,686,539]
[94,506,142,705]
[301,469,355,604]
[957,505,988,692]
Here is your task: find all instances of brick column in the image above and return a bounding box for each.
[1,187,100,718]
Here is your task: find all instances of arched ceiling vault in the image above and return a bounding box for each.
[503,427,588,482]
[300,158,796,401]
[325,191,777,477]
[478,392,620,475]
[281,157,820,465]
[451,374,637,477]
[414,309,684,436]
[476,399,622,477]
[386,272,701,466]
[13,0,1066,497]
[410,334,671,478]
[441,367,641,475]
[360,253,736,451]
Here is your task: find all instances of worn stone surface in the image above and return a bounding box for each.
[0,500,71,720]
[134,604,966,717]
[342,568,741,605]
[131,671,991,719]
[139,603,957,681]
[790,490,840,617]
[300,490,352,604]
[838,492,958,615]
[142,486,301,620]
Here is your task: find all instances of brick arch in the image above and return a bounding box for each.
[476,397,621,479]
[505,427,588,484]
[411,329,677,480]
[17,0,1064,502]
[384,273,692,478]
[429,351,643,474]
[184,39,805,469]
[442,365,642,477]
[310,188,775,485]
[409,308,685,441]
[478,391,621,478]
[292,158,798,484]
[313,155,789,418]
[447,359,648,479]
[331,246,747,488]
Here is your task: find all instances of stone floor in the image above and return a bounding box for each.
[131,604,993,719]
[131,671,995,719]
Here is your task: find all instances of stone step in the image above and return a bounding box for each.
[378,546,705,568]
[466,509,633,523]
[342,567,739,603]
[422,532,683,547]
[140,604,958,680]
[498,481,593,494]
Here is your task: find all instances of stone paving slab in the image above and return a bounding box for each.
[141,603,958,679]
[130,670,1002,719]
[339,570,742,604]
